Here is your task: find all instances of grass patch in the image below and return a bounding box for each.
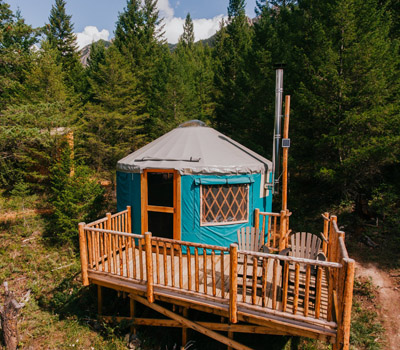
[0,193,127,349]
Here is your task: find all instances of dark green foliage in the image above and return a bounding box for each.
[213,0,255,149]
[49,148,104,244]
[0,1,40,109]
[81,46,147,172]
[0,103,69,189]
[159,27,215,131]
[114,0,169,139]
[1,0,400,246]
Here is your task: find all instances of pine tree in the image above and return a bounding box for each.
[180,13,194,47]
[159,13,214,132]
[46,0,83,93]
[83,40,107,102]
[46,0,78,67]
[0,2,39,109]
[82,46,147,171]
[23,40,68,104]
[253,0,400,218]
[49,147,105,244]
[213,0,254,147]
[114,0,170,140]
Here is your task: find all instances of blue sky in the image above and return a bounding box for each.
[7,0,258,47]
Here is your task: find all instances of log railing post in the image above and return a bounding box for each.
[328,216,336,263]
[336,258,355,350]
[285,209,290,248]
[279,210,286,251]
[79,222,89,286]
[322,212,329,255]
[127,206,132,233]
[254,208,260,232]
[106,213,111,230]
[144,232,154,303]
[229,244,238,324]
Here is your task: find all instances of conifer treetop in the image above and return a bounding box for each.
[47,0,78,57]
[179,13,195,47]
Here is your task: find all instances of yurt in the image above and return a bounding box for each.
[116,120,273,248]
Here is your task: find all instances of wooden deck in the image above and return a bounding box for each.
[95,247,329,321]
[78,208,355,350]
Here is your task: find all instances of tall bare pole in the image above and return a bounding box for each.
[272,66,284,193]
[282,95,291,211]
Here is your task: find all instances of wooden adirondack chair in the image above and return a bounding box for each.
[280,232,326,304]
[237,227,264,252]
[289,232,323,260]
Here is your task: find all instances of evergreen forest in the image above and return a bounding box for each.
[1,0,400,348]
[2,0,400,240]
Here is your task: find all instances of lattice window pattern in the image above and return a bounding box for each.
[201,184,249,224]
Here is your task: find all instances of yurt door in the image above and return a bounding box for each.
[141,169,181,240]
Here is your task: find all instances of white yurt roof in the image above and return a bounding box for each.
[117,120,272,175]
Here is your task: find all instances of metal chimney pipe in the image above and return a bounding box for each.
[272,65,284,194]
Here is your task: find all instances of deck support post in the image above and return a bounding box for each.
[182,307,188,346]
[78,222,89,286]
[97,285,102,315]
[144,232,154,303]
[131,294,252,350]
[130,296,136,334]
[227,331,234,350]
[127,206,132,233]
[229,244,238,324]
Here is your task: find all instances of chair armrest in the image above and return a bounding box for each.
[319,232,329,243]
[284,229,293,239]
[260,245,271,254]
[279,248,291,256]
[316,252,326,261]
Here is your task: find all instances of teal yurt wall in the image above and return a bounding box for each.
[117,172,273,248]
[116,120,273,248]
[179,173,272,247]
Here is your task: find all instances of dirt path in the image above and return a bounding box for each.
[356,262,400,350]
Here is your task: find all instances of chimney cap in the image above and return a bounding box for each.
[274,63,286,69]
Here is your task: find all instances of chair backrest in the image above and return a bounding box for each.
[290,232,321,259]
[237,227,263,251]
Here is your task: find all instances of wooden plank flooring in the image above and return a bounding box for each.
[93,246,331,326]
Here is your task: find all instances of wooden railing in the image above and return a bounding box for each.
[254,209,292,251]
[79,208,354,348]
[323,214,355,350]
[85,206,131,233]
[79,226,145,285]
[235,248,341,327]
[149,237,229,301]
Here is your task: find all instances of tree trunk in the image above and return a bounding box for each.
[0,282,30,350]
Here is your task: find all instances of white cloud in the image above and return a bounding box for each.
[157,0,174,19]
[193,16,226,41]
[157,1,226,44]
[75,26,110,50]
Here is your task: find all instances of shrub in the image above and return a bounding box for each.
[48,148,104,244]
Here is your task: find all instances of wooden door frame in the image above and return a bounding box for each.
[141,169,181,240]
